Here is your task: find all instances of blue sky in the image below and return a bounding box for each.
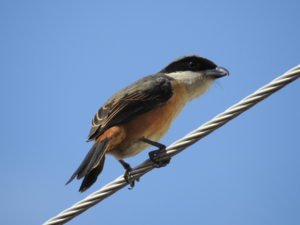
[1,1,300,225]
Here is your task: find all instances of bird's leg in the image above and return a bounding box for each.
[118,160,139,190]
[139,137,171,168]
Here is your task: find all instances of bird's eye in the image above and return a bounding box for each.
[188,61,198,69]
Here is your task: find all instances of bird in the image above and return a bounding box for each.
[66,55,229,192]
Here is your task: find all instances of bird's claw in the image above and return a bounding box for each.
[149,150,171,168]
[123,168,139,190]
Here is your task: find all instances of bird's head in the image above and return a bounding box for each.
[160,55,229,101]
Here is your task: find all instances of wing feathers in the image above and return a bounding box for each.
[87,74,174,141]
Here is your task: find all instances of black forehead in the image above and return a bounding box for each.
[160,55,217,73]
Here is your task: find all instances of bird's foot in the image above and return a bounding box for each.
[123,168,140,190]
[119,160,139,190]
[149,149,171,168]
[139,137,170,168]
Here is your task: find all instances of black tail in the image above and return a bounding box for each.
[66,138,109,192]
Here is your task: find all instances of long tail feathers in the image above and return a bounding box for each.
[66,137,109,192]
[79,154,105,193]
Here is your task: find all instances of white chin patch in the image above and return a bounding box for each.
[166,71,214,102]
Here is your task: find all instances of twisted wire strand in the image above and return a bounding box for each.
[43,64,300,225]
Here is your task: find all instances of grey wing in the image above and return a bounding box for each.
[87,74,174,141]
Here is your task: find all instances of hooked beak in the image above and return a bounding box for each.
[205,67,229,79]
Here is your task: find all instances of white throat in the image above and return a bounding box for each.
[166,71,214,102]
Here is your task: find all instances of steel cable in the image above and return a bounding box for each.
[43,64,300,225]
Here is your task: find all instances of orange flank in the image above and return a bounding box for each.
[105,81,187,153]
[94,126,125,152]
